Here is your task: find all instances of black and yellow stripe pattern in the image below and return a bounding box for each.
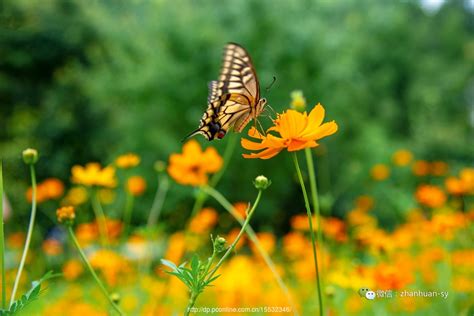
[185,43,267,141]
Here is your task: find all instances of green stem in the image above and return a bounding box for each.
[293,152,323,316]
[305,148,325,280]
[205,190,262,282]
[184,189,263,314]
[10,165,38,307]
[67,227,124,315]
[122,192,134,240]
[147,174,169,228]
[0,161,6,309]
[202,185,299,316]
[91,190,109,247]
[184,292,198,316]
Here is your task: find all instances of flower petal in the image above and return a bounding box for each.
[242,147,283,159]
[287,139,317,152]
[302,121,338,140]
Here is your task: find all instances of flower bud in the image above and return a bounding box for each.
[254,175,271,190]
[56,206,75,225]
[213,235,227,253]
[22,148,38,165]
[110,292,121,304]
[290,90,306,112]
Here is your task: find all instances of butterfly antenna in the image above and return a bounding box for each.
[255,117,266,136]
[265,76,277,92]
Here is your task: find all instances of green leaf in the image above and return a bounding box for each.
[160,259,179,272]
[7,270,60,315]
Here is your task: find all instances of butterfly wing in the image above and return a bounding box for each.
[216,43,261,132]
[185,43,264,141]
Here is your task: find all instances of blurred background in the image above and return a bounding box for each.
[1,0,473,234]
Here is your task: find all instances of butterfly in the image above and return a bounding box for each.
[185,43,267,141]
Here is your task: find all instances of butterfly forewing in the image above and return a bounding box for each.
[185,43,265,141]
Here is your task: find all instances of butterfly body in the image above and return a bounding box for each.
[185,43,267,141]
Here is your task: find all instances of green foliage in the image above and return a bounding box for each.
[0,271,59,315]
[0,0,472,232]
[161,255,220,296]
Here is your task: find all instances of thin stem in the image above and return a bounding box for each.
[184,189,263,314]
[305,148,325,276]
[205,190,262,282]
[10,165,38,307]
[147,174,169,228]
[293,152,323,316]
[202,185,299,316]
[122,192,134,240]
[91,190,109,247]
[185,292,198,316]
[67,227,124,315]
[0,161,6,309]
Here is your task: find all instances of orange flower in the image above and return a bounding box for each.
[56,206,76,224]
[355,195,374,211]
[232,202,248,220]
[89,249,130,286]
[188,207,218,234]
[26,178,64,203]
[250,232,276,256]
[445,168,474,195]
[71,163,117,188]
[392,149,413,166]
[115,153,140,169]
[42,239,63,256]
[412,160,430,176]
[415,185,446,208]
[322,217,347,242]
[241,103,338,159]
[370,164,390,181]
[430,161,448,176]
[62,259,83,281]
[126,176,146,196]
[167,140,223,186]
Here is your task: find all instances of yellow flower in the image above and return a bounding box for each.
[126,176,147,196]
[56,206,76,224]
[415,185,446,208]
[63,187,88,205]
[167,140,223,186]
[98,188,116,204]
[392,149,413,166]
[71,163,117,188]
[241,103,338,159]
[370,164,390,181]
[115,153,140,169]
[89,249,130,286]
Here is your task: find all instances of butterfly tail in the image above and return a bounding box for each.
[182,127,210,142]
